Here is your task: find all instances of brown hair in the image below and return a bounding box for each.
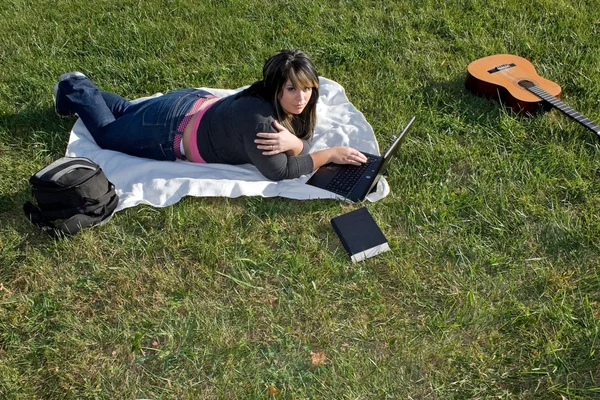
[242,49,319,140]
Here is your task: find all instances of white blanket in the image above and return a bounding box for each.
[65,77,389,212]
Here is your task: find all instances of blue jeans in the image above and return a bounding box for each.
[57,76,212,161]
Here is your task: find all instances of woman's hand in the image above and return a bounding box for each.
[310,146,368,170]
[255,120,303,156]
[326,146,368,165]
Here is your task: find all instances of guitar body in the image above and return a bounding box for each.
[466,54,600,138]
[466,54,562,114]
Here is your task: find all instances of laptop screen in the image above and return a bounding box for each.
[378,116,415,176]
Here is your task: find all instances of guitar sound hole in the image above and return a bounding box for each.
[519,80,535,89]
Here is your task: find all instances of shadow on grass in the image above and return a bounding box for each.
[0,184,46,242]
[0,105,74,159]
[0,107,73,277]
[421,75,525,136]
[0,101,63,247]
[423,74,600,152]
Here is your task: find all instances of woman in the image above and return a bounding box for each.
[54,49,367,181]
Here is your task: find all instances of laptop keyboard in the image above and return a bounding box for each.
[325,156,378,196]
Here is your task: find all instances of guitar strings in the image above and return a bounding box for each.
[492,64,600,133]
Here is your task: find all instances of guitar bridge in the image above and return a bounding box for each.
[488,63,516,73]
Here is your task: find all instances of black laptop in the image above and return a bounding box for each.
[306,116,415,202]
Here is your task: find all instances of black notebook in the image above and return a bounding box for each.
[330,207,389,262]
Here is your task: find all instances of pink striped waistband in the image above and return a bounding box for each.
[174,95,217,162]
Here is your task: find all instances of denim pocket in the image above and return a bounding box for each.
[159,143,176,161]
[141,89,198,128]
[131,135,176,161]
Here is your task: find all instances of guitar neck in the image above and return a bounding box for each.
[526,84,600,138]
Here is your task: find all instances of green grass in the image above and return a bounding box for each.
[2,0,600,398]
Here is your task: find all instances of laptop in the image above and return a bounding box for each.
[306,116,415,202]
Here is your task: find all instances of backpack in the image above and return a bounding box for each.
[23,157,118,236]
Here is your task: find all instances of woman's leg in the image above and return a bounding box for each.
[55,73,132,120]
[55,74,118,137]
[94,89,205,161]
[100,91,132,119]
[57,74,207,161]
[55,74,172,160]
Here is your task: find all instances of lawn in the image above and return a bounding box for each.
[1,0,600,398]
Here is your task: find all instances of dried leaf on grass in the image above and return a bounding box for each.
[310,350,329,366]
[268,296,278,307]
[266,385,280,397]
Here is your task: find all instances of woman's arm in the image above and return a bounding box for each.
[248,113,367,181]
[255,120,305,156]
[248,138,368,181]
[246,121,314,181]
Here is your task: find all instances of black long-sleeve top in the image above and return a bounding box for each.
[196,94,314,181]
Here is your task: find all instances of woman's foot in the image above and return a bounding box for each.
[53,71,87,116]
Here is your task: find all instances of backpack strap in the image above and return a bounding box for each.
[54,194,119,235]
[38,186,116,220]
[24,194,118,236]
[23,201,55,233]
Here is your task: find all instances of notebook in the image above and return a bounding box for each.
[330,207,389,262]
[307,116,415,202]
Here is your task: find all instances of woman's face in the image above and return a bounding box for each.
[278,80,313,115]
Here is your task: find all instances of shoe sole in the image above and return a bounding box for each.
[54,72,87,117]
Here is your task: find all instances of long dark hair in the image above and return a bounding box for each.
[240,49,319,140]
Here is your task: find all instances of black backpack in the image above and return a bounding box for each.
[23,157,118,236]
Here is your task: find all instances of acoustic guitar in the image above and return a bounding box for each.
[466,54,600,139]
